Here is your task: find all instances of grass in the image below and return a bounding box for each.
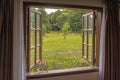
[30,32,91,72]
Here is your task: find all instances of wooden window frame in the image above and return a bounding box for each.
[27,66,98,79]
[25,8,43,72]
[82,11,102,66]
[23,2,102,79]
[82,12,96,65]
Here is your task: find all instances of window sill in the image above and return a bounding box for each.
[27,66,98,79]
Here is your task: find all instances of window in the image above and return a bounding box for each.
[24,5,101,73]
[82,12,96,65]
[25,8,43,72]
[29,9,42,69]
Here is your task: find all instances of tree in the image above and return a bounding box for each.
[61,22,71,39]
[69,10,87,33]
[49,10,62,31]
[56,12,69,30]
[36,8,90,33]
[38,8,52,32]
[42,24,47,36]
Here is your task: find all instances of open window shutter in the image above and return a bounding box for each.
[25,8,42,72]
[82,11,96,65]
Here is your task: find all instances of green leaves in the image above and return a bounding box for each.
[61,22,71,39]
[42,24,47,36]
[31,8,90,33]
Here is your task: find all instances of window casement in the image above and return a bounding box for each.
[82,11,100,66]
[25,8,42,72]
[82,12,96,65]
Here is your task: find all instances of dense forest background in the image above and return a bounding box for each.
[31,8,90,34]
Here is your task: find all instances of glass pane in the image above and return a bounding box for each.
[88,46,92,62]
[88,15,93,29]
[37,31,40,45]
[37,47,40,61]
[88,31,92,44]
[83,16,87,29]
[36,14,40,29]
[30,12,35,29]
[84,45,87,58]
[84,31,87,44]
[30,49,35,67]
[30,30,35,47]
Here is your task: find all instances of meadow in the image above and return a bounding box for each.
[31,32,91,72]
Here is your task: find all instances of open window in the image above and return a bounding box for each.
[82,11,101,66]
[82,12,96,65]
[24,4,101,75]
[25,8,42,72]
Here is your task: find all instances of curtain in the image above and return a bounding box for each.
[99,5,106,80]
[0,0,14,80]
[99,0,120,80]
[13,0,26,80]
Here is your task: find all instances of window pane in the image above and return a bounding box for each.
[30,12,35,29]
[88,31,92,44]
[30,49,35,67]
[84,31,87,44]
[30,12,35,47]
[88,46,92,62]
[37,47,40,62]
[83,16,87,29]
[88,15,93,29]
[37,31,40,45]
[84,45,87,58]
[36,14,40,29]
[30,30,35,47]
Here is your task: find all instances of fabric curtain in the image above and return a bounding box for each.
[99,0,120,80]
[13,0,26,80]
[99,5,106,80]
[0,0,14,80]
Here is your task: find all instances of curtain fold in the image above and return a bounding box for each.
[99,6,106,80]
[13,0,26,80]
[0,0,14,80]
[99,0,120,80]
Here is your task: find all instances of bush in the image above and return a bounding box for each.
[61,22,71,39]
[42,24,47,36]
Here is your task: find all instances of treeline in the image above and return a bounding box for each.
[31,8,90,33]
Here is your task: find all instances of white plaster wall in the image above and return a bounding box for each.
[29,72,98,80]
[23,0,102,7]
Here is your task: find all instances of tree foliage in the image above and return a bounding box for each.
[38,8,52,32]
[61,22,71,39]
[31,8,90,33]
[42,24,47,36]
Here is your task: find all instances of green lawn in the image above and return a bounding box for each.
[31,32,91,72]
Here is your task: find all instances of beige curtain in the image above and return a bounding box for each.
[99,0,120,80]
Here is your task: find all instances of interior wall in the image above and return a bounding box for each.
[23,0,102,7]
[28,72,98,80]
